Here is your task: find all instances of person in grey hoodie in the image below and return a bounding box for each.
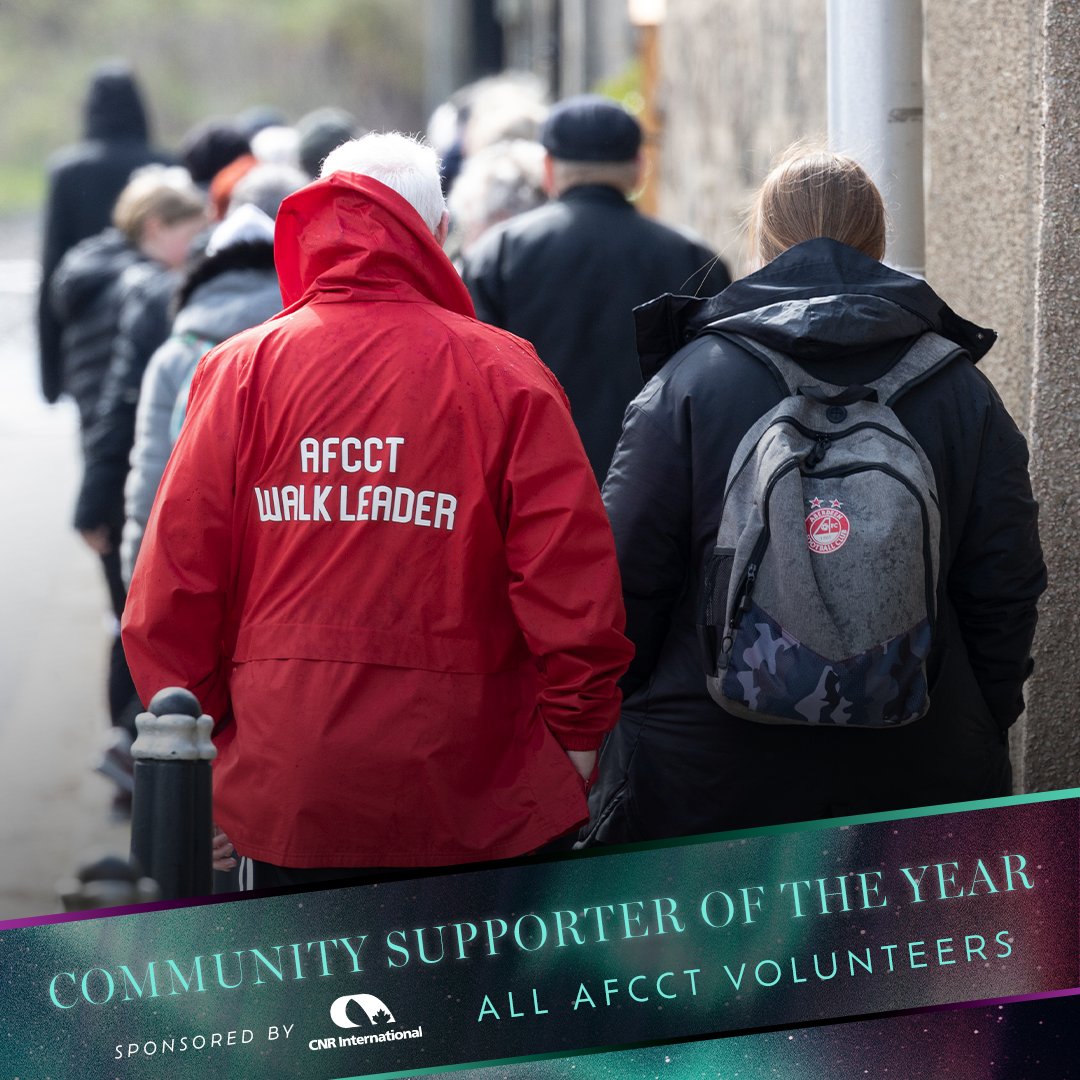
[121,198,287,584]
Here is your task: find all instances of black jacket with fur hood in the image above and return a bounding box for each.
[583,238,1046,846]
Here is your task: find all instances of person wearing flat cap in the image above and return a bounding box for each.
[460,94,731,482]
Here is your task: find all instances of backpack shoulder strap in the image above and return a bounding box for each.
[707,329,965,406]
[867,331,967,405]
[709,331,848,397]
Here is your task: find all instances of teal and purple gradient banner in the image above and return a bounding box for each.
[2,790,1078,1079]
[447,993,1080,1079]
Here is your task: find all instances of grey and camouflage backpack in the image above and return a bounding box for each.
[699,331,962,727]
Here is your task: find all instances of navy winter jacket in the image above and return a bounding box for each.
[584,239,1047,845]
[460,184,731,482]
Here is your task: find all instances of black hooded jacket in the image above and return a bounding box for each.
[38,64,173,403]
[72,259,178,533]
[76,240,278,539]
[48,227,143,426]
[584,239,1046,845]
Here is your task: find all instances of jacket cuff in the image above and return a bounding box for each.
[73,465,125,531]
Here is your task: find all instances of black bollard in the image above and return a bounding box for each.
[129,688,216,899]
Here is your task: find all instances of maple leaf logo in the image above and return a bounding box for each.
[334,993,398,1029]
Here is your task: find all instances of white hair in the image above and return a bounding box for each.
[320,132,447,233]
[250,124,300,168]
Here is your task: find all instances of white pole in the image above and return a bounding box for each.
[827,0,925,275]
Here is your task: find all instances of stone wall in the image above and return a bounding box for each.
[656,0,1080,791]
[1021,0,1080,791]
[923,0,1044,427]
[657,0,827,277]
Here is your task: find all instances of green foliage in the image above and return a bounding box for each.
[0,166,46,214]
[595,59,645,118]
[0,0,428,211]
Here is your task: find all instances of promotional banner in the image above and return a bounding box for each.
[2,790,1077,1078]
[446,993,1080,1079]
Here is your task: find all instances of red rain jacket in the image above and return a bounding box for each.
[122,173,633,868]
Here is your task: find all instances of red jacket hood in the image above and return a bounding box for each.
[274,172,476,317]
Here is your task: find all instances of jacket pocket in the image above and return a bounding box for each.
[579,777,643,847]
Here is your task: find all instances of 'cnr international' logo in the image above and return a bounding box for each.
[311,993,422,1053]
[330,993,396,1029]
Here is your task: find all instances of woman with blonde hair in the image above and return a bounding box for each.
[583,143,1045,845]
[70,164,207,563]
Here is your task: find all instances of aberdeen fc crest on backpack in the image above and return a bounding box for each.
[805,498,849,554]
[698,332,962,728]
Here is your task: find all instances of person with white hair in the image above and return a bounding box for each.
[122,131,633,890]
[447,138,547,259]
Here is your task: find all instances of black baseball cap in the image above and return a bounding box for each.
[539,95,642,162]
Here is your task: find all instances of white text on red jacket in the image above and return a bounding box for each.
[252,436,458,530]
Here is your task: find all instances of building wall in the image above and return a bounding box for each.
[657,0,827,277]
[559,0,634,96]
[1022,0,1080,791]
[491,0,631,101]
[923,0,1043,428]
[657,0,1080,791]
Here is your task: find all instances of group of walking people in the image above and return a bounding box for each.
[40,65,1045,891]
[38,64,334,803]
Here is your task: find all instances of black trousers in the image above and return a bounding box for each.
[237,830,580,893]
[101,545,140,735]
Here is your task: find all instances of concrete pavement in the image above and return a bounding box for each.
[0,215,129,921]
